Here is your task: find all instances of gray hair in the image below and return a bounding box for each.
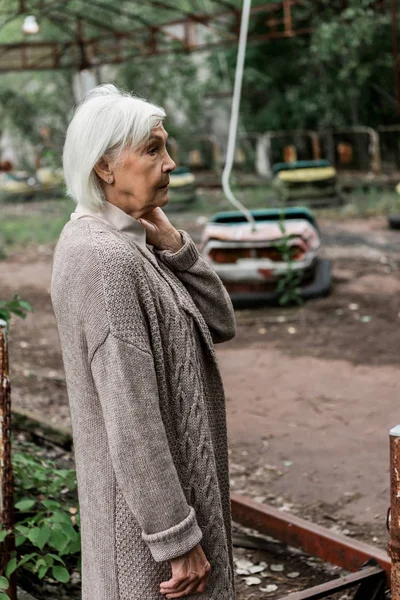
[63,84,166,210]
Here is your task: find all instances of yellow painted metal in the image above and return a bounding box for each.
[277,167,336,183]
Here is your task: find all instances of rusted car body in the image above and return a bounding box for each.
[200,207,331,306]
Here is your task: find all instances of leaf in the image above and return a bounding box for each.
[52,566,70,583]
[38,565,48,580]
[67,538,81,554]
[9,308,25,318]
[44,555,54,567]
[58,522,78,542]
[49,529,68,553]
[15,535,27,547]
[41,500,60,511]
[18,300,33,312]
[52,510,73,525]
[15,499,36,512]
[5,558,17,578]
[0,593,10,600]
[15,525,30,536]
[27,528,42,545]
[0,531,8,543]
[0,577,8,591]
[47,554,65,566]
[36,526,52,550]
[18,553,37,567]
[0,309,10,323]
[34,557,47,571]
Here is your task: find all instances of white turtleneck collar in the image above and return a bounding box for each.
[70,201,147,250]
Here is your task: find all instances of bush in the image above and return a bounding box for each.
[0,445,80,598]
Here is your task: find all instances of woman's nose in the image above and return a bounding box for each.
[163,152,176,173]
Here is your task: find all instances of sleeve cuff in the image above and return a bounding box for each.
[142,506,203,562]
[155,231,199,272]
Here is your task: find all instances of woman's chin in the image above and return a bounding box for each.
[159,193,169,206]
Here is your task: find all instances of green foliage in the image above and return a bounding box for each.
[274,214,303,307]
[13,451,77,499]
[221,0,399,131]
[0,446,80,592]
[0,295,33,325]
[1,0,398,163]
[117,52,219,145]
[0,71,74,170]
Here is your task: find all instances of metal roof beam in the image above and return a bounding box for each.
[0,1,392,72]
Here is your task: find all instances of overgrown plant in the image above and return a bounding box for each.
[274,213,303,307]
[0,295,33,325]
[0,297,80,598]
[0,447,81,599]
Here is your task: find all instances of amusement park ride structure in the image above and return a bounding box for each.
[0,0,399,118]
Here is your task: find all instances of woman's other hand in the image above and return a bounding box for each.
[159,543,211,598]
[138,207,183,252]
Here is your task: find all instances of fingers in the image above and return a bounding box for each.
[161,577,207,598]
[160,565,211,598]
[160,544,211,598]
[163,580,199,598]
[193,580,208,594]
[160,572,198,593]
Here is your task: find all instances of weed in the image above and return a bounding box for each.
[0,295,33,325]
[0,444,80,598]
[273,213,304,307]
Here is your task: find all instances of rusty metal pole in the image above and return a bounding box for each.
[389,425,400,600]
[283,0,294,36]
[0,322,17,600]
[391,0,400,114]
[232,492,391,577]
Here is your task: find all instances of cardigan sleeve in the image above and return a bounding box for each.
[154,231,236,343]
[90,332,203,562]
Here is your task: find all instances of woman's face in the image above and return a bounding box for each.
[105,125,176,218]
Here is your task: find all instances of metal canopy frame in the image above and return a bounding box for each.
[0,1,311,71]
[0,0,395,73]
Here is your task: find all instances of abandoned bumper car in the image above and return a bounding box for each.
[272,159,341,206]
[201,207,332,307]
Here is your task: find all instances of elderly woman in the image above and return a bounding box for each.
[51,84,236,600]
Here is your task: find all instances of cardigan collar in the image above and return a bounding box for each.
[70,201,146,250]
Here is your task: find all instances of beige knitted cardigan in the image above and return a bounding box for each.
[51,211,236,600]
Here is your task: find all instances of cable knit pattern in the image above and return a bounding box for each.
[51,217,236,600]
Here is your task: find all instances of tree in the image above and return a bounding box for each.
[0,0,399,162]
[0,71,75,169]
[218,0,399,132]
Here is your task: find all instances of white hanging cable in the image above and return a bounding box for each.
[221,0,255,230]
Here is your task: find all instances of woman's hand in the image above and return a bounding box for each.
[138,208,183,252]
[159,543,211,598]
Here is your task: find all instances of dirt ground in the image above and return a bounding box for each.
[1,209,399,597]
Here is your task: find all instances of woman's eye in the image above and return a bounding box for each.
[148,147,157,155]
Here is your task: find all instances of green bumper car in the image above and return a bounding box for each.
[272,160,341,205]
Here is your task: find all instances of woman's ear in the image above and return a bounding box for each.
[94,156,113,183]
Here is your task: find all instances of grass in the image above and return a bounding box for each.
[334,188,400,218]
[0,198,74,256]
[194,184,400,220]
[0,183,399,259]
